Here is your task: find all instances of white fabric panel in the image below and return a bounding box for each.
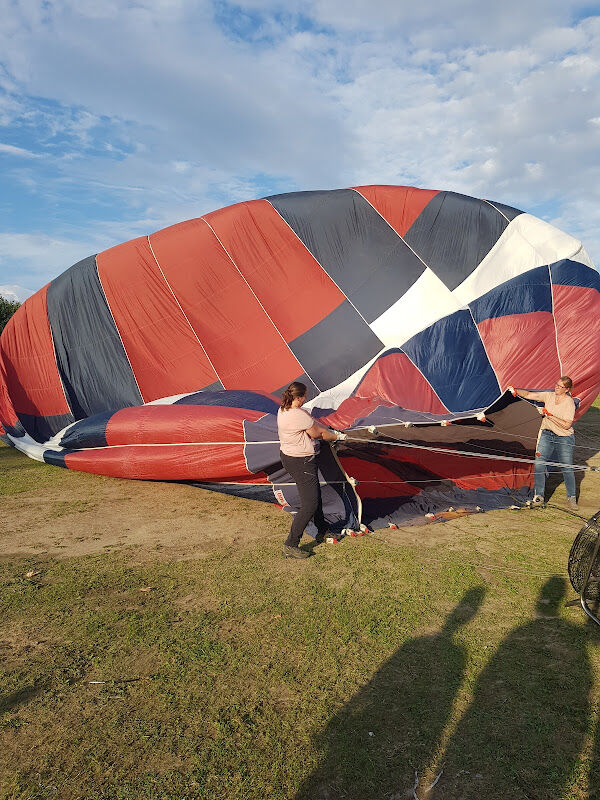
[453,214,587,306]
[147,393,189,405]
[306,348,386,412]
[570,245,597,271]
[370,267,462,347]
[7,432,52,461]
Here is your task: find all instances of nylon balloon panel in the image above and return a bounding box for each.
[0,285,74,439]
[97,237,222,402]
[267,188,427,322]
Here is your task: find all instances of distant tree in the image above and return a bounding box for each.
[0,295,21,334]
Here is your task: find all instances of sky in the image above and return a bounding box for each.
[0,0,599,302]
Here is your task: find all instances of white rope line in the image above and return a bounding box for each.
[342,436,596,472]
[57,435,597,472]
[549,262,564,375]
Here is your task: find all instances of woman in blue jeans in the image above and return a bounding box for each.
[509,377,577,509]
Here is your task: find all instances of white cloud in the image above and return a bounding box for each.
[0,284,27,303]
[0,142,41,158]
[0,0,599,298]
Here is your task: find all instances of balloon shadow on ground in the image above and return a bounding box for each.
[294,586,486,800]
[429,576,592,800]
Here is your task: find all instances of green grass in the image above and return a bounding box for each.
[1,401,600,800]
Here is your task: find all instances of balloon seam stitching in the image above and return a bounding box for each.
[548,263,564,375]
[44,288,73,417]
[466,304,502,396]
[482,199,511,223]
[146,234,224,389]
[200,213,321,395]
[95,256,145,404]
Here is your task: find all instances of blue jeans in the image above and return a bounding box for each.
[534,430,576,499]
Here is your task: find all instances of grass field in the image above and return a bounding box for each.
[1,400,600,799]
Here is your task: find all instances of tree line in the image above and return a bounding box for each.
[0,295,21,334]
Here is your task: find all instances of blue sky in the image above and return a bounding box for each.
[1,0,599,301]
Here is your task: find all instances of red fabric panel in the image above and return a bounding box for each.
[105,404,265,446]
[343,447,532,494]
[0,352,19,428]
[149,217,304,392]
[340,456,419,498]
[353,186,440,237]
[97,237,219,403]
[0,285,70,417]
[205,200,345,341]
[477,312,561,396]
[64,443,251,481]
[552,284,600,415]
[321,397,394,431]
[352,352,449,413]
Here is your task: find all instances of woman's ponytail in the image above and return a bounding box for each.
[280,382,307,410]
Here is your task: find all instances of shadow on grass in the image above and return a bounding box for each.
[0,682,45,715]
[429,576,591,800]
[294,586,486,800]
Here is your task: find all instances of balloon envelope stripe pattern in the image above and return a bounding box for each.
[0,284,74,440]
[97,235,224,401]
[47,254,144,419]
[267,188,428,323]
[2,184,599,530]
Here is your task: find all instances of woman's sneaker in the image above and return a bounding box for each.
[282,544,310,559]
[568,496,579,510]
[531,495,545,507]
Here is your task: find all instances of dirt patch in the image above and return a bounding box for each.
[2,470,287,562]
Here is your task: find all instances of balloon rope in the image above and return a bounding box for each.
[342,436,598,473]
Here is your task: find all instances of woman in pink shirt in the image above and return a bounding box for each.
[511,376,577,509]
[277,382,345,559]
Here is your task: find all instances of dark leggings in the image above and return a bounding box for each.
[280,451,327,547]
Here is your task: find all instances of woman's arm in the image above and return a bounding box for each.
[508,386,546,401]
[306,421,343,442]
[540,408,574,430]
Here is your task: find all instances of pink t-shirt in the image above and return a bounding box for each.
[538,391,575,436]
[277,407,316,457]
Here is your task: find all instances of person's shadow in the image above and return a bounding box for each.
[294,586,486,800]
[430,576,592,800]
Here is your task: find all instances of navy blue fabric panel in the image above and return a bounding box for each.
[273,373,320,402]
[243,415,280,475]
[175,390,279,415]
[59,410,112,450]
[485,200,523,223]
[46,255,142,420]
[550,259,600,291]
[288,300,383,391]
[191,482,277,504]
[42,449,67,468]
[404,191,510,291]
[17,412,74,442]
[201,380,225,392]
[469,266,552,323]
[267,189,426,323]
[402,310,500,411]
[2,419,28,438]
[366,486,532,529]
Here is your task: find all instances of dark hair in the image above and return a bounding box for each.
[561,376,573,390]
[281,382,307,410]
